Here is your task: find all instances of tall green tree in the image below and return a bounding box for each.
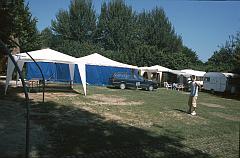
[206,48,235,72]
[136,8,182,54]
[51,9,71,39]
[51,0,97,57]
[0,0,40,50]
[40,27,54,48]
[232,32,240,73]
[95,0,137,51]
[49,0,202,69]
[0,0,40,74]
[52,0,96,42]
[206,32,240,73]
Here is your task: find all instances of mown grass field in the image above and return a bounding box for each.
[0,85,239,158]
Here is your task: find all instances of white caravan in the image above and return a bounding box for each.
[203,72,240,93]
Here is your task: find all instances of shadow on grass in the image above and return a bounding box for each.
[173,109,189,114]
[0,82,27,158]
[0,83,213,158]
[32,82,83,94]
[202,90,240,101]
[30,102,212,158]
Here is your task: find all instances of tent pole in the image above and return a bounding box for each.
[4,37,45,103]
[0,40,30,158]
[25,51,45,103]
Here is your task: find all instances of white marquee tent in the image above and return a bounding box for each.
[5,50,140,96]
[5,48,87,95]
[76,53,138,86]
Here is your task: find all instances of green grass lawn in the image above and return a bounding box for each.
[0,86,239,158]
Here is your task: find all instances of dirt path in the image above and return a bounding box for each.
[210,112,240,121]
[199,102,225,108]
[87,94,144,106]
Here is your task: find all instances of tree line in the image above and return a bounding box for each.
[42,0,203,70]
[0,0,239,74]
[205,32,240,73]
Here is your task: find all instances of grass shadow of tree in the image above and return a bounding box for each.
[0,83,213,158]
[202,90,240,101]
[31,101,213,158]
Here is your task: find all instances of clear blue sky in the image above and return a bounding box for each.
[26,0,240,62]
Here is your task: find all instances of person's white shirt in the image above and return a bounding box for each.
[190,81,199,97]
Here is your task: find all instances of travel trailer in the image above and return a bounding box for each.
[203,72,240,94]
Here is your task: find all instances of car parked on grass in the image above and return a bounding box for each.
[109,72,158,91]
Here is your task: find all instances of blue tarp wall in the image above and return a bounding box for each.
[26,62,137,86]
[26,62,75,82]
[72,65,138,86]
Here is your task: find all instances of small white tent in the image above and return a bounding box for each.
[139,65,172,86]
[5,48,87,95]
[149,65,172,72]
[181,69,206,77]
[139,65,172,73]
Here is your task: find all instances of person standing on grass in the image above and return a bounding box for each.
[188,75,201,116]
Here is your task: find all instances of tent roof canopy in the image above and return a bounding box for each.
[171,70,186,76]
[77,53,138,69]
[139,65,172,72]
[149,65,172,72]
[16,48,77,64]
[180,69,206,77]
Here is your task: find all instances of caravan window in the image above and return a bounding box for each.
[204,77,210,82]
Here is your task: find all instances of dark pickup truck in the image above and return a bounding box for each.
[109,72,158,91]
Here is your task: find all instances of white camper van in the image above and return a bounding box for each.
[203,72,240,93]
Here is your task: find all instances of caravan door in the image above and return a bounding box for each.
[220,77,227,92]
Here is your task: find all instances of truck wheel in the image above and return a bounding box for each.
[120,83,126,90]
[148,85,154,91]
